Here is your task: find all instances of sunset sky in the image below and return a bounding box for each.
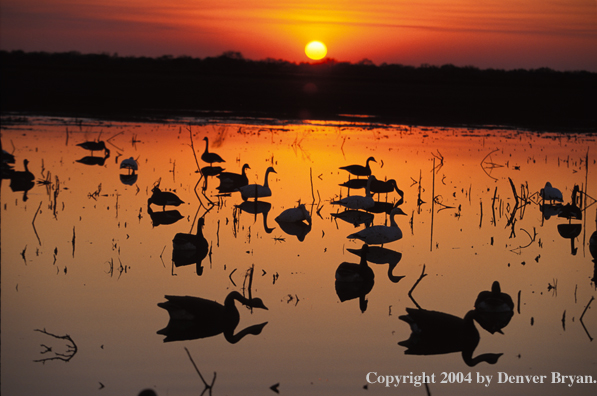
[1,0,596,71]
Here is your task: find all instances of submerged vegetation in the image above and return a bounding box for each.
[1,50,596,130]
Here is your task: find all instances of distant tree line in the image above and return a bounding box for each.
[1,50,595,130]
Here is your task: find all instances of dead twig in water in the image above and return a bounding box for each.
[33,329,78,363]
[184,347,216,396]
[579,296,594,342]
[408,264,427,309]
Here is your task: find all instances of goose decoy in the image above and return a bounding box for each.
[335,244,374,283]
[540,182,563,203]
[339,156,376,177]
[172,218,209,275]
[398,308,503,367]
[275,204,312,225]
[148,187,184,210]
[77,140,107,155]
[157,291,268,343]
[473,281,514,334]
[9,159,35,198]
[217,163,250,190]
[120,157,138,174]
[347,207,406,245]
[201,137,225,166]
[331,175,375,210]
[239,166,276,201]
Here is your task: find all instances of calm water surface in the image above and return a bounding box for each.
[1,117,596,396]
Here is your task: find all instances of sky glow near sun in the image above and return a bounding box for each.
[0,0,596,71]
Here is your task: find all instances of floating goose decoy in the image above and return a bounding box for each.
[473,281,514,334]
[331,175,375,210]
[120,157,138,174]
[9,159,35,199]
[239,166,276,201]
[275,204,312,224]
[347,207,406,245]
[398,308,503,367]
[77,140,107,155]
[201,137,225,166]
[172,218,209,275]
[335,244,374,283]
[148,187,184,210]
[340,156,376,177]
[218,164,250,187]
[157,291,268,343]
[539,182,563,203]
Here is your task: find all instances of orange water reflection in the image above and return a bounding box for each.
[1,117,596,395]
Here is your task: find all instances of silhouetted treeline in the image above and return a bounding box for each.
[1,50,595,130]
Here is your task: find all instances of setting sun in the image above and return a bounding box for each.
[305,41,327,60]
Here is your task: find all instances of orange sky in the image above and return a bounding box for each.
[1,0,596,71]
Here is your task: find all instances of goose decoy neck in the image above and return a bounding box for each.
[225,291,268,311]
[491,281,501,293]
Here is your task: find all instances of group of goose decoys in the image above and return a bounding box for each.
[332,156,407,246]
[74,139,140,185]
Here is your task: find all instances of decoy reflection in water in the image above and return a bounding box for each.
[558,223,582,255]
[236,200,275,234]
[1,148,15,178]
[331,175,375,210]
[340,177,404,198]
[9,159,35,200]
[172,218,209,275]
[239,166,276,201]
[201,137,225,166]
[347,207,406,245]
[473,281,514,334]
[148,187,184,211]
[347,245,404,283]
[340,156,376,178]
[76,149,110,166]
[331,209,374,228]
[77,140,107,155]
[148,207,183,227]
[200,166,224,177]
[398,308,503,367]
[335,244,375,312]
[157,291,268,343]
[217,163,250,192]
[540,182,563,204]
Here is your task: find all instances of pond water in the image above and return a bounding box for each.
[1,116,596,396]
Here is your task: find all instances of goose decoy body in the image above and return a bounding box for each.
[201,137,225,166]
[77,140,107,154]
[340,156,376,177]
[347,207,406,245]
[217,163,250,189]
[275,204,312,225]
[540,182,563,203]
[148,187,184,210]
[398,308,503,367]
[120,157,138,174]
[331,175,376,210]
[157,291,268,343]
[335,244,374,283]
[239,166,276,201]
[473,281,514,334]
